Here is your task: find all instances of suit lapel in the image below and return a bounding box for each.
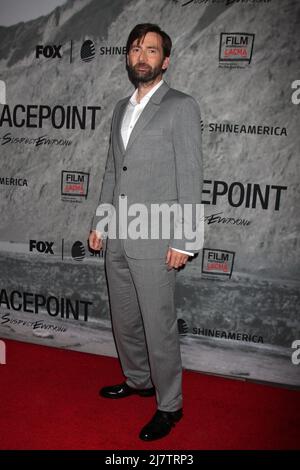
[125,101,159,151]
[115,81,170,153]
[114,99,128,154]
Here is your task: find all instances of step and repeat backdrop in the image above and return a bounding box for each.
[0,0,299,386]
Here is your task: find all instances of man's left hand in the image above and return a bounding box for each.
[165,248,189,270]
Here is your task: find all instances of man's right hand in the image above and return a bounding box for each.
[89,230,103,251]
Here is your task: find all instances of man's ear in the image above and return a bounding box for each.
[126,54,129,66]
[162,56,170,71]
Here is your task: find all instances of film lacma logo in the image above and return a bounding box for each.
[219,33,255,68]
[0,340,6,365]
[61,170,90,202]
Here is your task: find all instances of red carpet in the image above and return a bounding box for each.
[0,339,299,450]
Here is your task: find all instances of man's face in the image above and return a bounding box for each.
[127,32,170,84]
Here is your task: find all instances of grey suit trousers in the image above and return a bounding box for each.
[105,237,182,412]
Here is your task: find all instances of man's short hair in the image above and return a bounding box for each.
[126,23,172,58]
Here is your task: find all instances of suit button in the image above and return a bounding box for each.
[120,194,125,198]
[123,166,127,171]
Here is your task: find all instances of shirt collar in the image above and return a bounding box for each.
[130,80,164,106]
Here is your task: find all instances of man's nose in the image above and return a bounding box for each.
[138,48,147,62]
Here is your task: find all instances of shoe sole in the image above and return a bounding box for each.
[100,389,155,399]
[137,389,156,397]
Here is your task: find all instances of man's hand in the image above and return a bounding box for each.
[165,248,189,270]
[88,230,103,251]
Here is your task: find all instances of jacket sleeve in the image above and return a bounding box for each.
[90,107,117,232]
[170,96,203,253]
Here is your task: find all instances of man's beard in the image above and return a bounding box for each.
[127,61,164,86]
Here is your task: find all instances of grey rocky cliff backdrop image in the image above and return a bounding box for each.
[0,0,298,278]
[0,0,299,385]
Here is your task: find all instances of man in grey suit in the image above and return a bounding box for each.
[89,23,203,441]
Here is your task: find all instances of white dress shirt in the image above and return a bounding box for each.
[121,80,194,257]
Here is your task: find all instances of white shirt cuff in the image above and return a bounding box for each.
[171,247,194,257]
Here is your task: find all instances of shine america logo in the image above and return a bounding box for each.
[80,40,96,62]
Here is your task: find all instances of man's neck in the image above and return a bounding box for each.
[136,75,163,103]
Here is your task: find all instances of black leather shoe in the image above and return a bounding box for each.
[139,409,183,441]
[100,382,155,399]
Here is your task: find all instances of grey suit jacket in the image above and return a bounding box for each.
[91,81,203,259]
